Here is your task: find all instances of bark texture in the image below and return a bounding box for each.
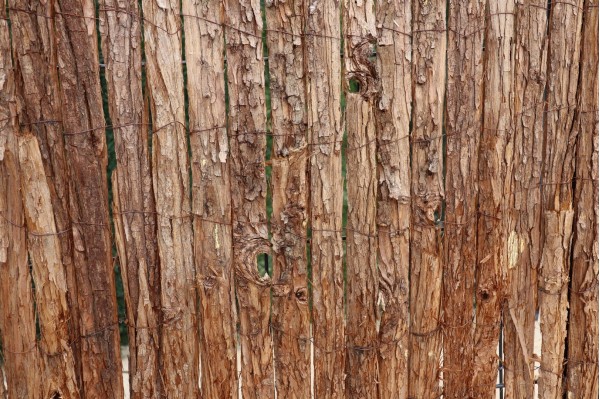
[443,1,485,397]
[142,1,199,397]
[409,0,446,397]
[306,1,345,397]
[183,2,238,398]
[344,1,378,397]
[265,1,311,398]
[375,2,411,397]
[503,2,547,397]
[99,2,161,398]
[538,2,583,398]
[566,2,599,398]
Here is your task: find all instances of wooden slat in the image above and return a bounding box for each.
[409,0,446,397]
[443,1,485,397]
[344,1,378,397]
[538,1,584,397]
[183,2,238,398]
[566,2,599,397]
[141,1,199,397]
[306,1,345,397]
[54,1,124,396]
[265,1,311,397]
[99,2,161,398]
[223,1,273,398]
[503,2,548,397]
[375,2,411,397]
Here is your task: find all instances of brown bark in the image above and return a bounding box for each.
[374,2,411,397]
[538,1,584,398]
[443,1,485,397]
[0,9,40,397]
[265,1,311,398]
[223,1,273,397]
[183,2,238,398]
[344,1,378,397]
[141,1,199,397]
[409,0,446,397]
[98,2,161,398]
[503,2,548,398]
[306,1,345,397]
[566,2,599,397]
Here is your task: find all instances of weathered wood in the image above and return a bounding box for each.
[409,0,446,397]
[374,2,411,397]
[18,133,80,399]
[306,1,345,397]
[503,2,547,397]
[99,2,161,397]
[344,1,378,397]
[443,1,485,397]
[566,2,599,398]
[0,8,40,396]
[265,1,311,397]
[141,1,199,397]
[183,2,238,398]
[538,1,583,398]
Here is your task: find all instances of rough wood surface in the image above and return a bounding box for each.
[344,1,378,397]
[538,2,583,398]
[183,2,238,398]
[265,1,311,397]
[503,2,548,397]
[99,2,161,397]
[306,1,345,397]
[443,1,485,397]
[374,2,411,397]
[409,0,446,397]
[142,1,199,397]
[54,0,124,396]
[566,3,599,397]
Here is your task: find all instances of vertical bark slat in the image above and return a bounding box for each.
[183,1,238,397]
[538,1,583,397]
[141,1,199,397]
[99,2,161,398]
[344,1,378,397]
[503,1,548,397]
[223,1,273,397]
[306,1,345,397]
[375,2,411,397]
[566,1,599,397]
[265,1,311,397]
[54,0,124,396]
[409,0,446,397]
[443,0,485,397]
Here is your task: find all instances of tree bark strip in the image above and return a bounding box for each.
[0,9,40,396]
[141,1,199,397]
[409,0,446,397]
[53,0,124,396]
[18,133,80,399]
[538,1,583,398]
[306,1,345,397]
[443,1,485,397]
[98,2,161,398]
[503,2,548,397]
[223,1,273,397]
[344,1,379,397]
[183,2,238,398]
[265,1,311,397]
[374,2,411,397]
[9,0,83,387]
[566,2,599,397]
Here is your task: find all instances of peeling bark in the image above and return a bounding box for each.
[183,1,238,398]
[265,1,311,398]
